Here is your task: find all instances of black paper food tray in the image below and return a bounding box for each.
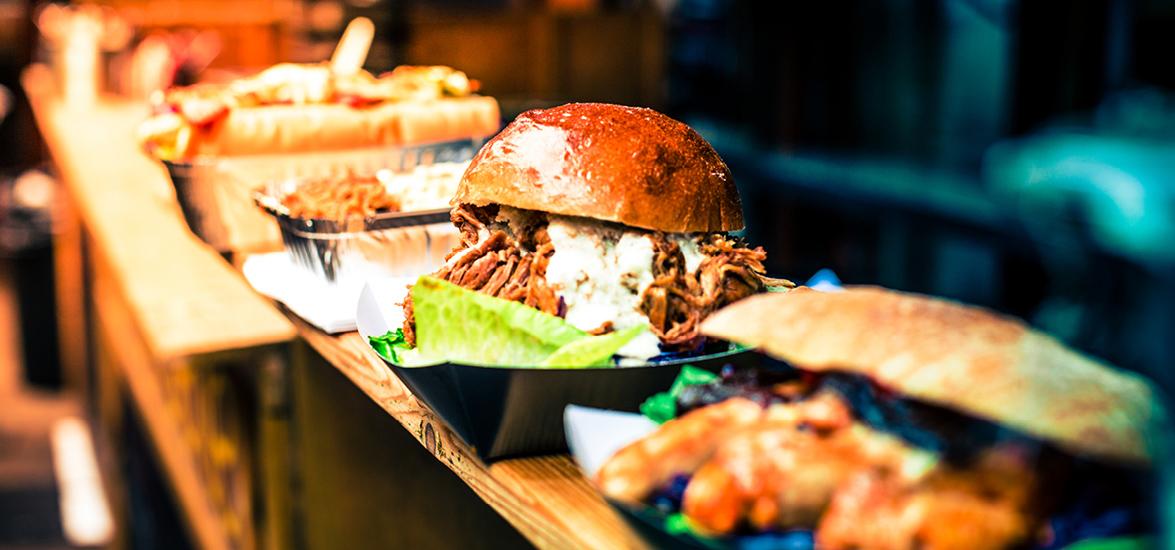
[355,283,757,462]
[610,500,714,549]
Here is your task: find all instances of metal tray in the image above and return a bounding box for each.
[254,196,455,284]
[163,159,238,252]
[161,138,482,253]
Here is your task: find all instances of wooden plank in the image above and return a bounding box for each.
[23,65,295,362]
[254,355,295,550]
[90,246,230,550]
[292,316,646,550]
[26,64,293,550]
[52,188,88,390]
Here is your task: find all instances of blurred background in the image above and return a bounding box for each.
[0,0,1173,548]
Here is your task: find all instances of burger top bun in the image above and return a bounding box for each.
[701,287,1160,465]
[454,103,744,233]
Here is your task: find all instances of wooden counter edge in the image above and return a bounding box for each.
[22,64,297,362]
[24,64,291,550]
[292,316,647,550]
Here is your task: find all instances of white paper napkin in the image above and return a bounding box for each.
[564,405,657,478]
[243,252,412,334]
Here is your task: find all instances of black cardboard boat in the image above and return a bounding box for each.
[355,283,756,462]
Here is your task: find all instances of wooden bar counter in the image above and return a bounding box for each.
[24,65,644,549]
[25,65,296,550]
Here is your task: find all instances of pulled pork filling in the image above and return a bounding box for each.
[642,232,769,349]
[401,204,559,346]
[402,204,774,356]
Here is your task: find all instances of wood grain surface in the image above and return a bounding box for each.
[25,65,290,550]
[23,65,295,362]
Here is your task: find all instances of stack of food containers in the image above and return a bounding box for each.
[139,61,499,255]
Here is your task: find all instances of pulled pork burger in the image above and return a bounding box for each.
[597,287,1160,548]
[402,102,788,361]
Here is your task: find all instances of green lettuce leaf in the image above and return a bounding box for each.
[639,365,719,424]
[665,512,693,535]
[412,276,584,365]
[368,328,428,366]
[1064,538,1153,550]
[369,329,408,363]
[664,513,721,548]
[541,325,647,368]
[410,276,643,367]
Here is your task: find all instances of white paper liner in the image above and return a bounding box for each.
[244,252,412,333]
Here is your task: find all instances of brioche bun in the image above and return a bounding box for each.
[454,103,743,233]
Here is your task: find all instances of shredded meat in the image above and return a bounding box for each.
[281,173,399,221]
[403,204,788,351]
[402,205,559,345]
[639,234,773,350]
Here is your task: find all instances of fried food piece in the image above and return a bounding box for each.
[683,425,860,533]
[682,394,916,535]
[596,397,764,503]
[762,389,854,430]
[602,386,1044,548]
[817,445,1039,550]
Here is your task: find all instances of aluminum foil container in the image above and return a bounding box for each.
[251,140,479,284]
[161,138,483,254]
[256,199,457,285]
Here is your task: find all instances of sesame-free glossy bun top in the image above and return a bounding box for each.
[454,103,744,232]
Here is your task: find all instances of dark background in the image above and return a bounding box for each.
[1,0,1172,408]
[2,0,1173,423]
[0,0,1172,545]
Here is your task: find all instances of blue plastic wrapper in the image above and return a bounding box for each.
[737,531,814,550]
[804,268,843,291]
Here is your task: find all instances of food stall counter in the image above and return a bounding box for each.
[23,63,645,550]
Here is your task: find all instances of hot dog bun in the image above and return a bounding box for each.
[190,96,500,156]
[140,64,500,159]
